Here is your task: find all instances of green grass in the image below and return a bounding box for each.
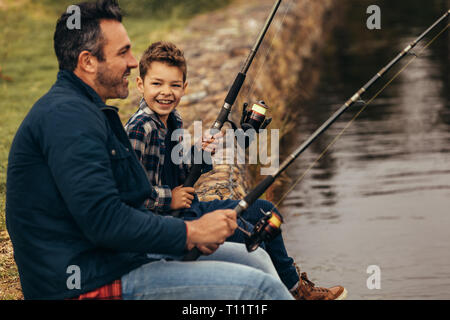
[0,0,231,299]
[0,0,230,230]
[0,2,57,231]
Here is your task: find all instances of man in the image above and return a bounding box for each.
[5,0,293,300]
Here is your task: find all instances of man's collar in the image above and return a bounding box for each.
[57,69,114,110]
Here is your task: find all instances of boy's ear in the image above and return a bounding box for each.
[136,76,144,94]
[183,81,188,92]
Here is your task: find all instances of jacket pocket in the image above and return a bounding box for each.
[107,137,133,192]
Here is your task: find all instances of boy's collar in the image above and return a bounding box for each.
[138,98,183,129]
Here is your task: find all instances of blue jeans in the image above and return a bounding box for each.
[183,199,299,290]
[121,242,294,300]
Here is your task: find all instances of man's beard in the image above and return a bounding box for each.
[95,63,130,100]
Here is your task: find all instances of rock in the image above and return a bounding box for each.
[123,0,335,203]
[181,91,208,104]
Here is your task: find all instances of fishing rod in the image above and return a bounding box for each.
[183,0,282,187]
[183,9,450,261]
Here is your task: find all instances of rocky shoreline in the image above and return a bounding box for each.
[145,0,335,202]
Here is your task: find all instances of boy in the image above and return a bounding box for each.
[125,41,347,300]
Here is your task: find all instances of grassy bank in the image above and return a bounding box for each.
[0,0,231,300]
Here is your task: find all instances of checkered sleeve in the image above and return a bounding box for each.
[126,118,146,162]
[145,185,172,212]
[126,116,173,212]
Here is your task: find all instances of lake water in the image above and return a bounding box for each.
[278,0,450,299]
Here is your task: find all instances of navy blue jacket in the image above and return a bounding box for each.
[6,70,187,299]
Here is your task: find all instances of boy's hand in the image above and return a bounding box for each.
[196,129,223,154]
[185,210,237,253]
[170,185,195,210]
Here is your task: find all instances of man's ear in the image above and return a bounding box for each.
[136,76,144,94]
[76,50,97,74]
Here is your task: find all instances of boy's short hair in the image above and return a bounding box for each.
[139,41,187,82]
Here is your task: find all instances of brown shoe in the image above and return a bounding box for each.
[291,264,347,300]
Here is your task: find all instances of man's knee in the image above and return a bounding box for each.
[250,246,271,262]
[240,267,293,300]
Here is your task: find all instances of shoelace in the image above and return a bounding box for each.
[300,272,328,293]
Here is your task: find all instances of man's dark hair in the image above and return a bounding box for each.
[54,0,123,71]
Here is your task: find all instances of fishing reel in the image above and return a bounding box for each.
[225,101,272,150]
[244,210,283,252]
[240,101,272,132]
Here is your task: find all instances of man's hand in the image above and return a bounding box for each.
[195,243,220,256]
[170,185,195,210]
[185,209,237,254]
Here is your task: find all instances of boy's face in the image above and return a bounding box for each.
[137,61,187,124]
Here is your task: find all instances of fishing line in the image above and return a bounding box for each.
[224,13,450,254]
[272,22,450,210]
[244,0,294,101]
[183,8,449,260]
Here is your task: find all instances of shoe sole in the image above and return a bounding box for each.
[334,288,348,300]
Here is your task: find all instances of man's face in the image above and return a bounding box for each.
[137,61,187,124]
[95,20,137,100]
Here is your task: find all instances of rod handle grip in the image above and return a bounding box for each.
[243,175,275,207]
[183,163,203,187]
[225,72,246,106]
[182,247,202,261]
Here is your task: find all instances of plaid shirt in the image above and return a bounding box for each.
[125,98,190,213]
[69,280,122,300]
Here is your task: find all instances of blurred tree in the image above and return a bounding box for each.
[0,66,13,82]
[121,0,231,18]
[35,0,231,19]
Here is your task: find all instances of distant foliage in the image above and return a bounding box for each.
[121,0,231,18]
[37,0,231,19]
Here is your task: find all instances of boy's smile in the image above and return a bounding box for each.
[137,61,188,126]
